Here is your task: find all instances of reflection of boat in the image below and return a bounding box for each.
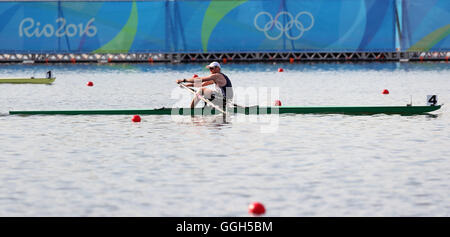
[9,105,442,116]
[0,71,55,84]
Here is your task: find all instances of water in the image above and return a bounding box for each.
[0,62,449,216]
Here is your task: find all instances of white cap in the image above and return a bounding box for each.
[206,61,221,69]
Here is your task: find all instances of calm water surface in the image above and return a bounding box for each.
[0,62,449,216]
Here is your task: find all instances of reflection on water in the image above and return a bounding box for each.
[193,116,229,127]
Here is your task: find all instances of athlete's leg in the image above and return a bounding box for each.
[190,87,214,108]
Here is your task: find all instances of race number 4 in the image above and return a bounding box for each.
[427,95,438,106]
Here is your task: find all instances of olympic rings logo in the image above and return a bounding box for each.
[254,11,314,40]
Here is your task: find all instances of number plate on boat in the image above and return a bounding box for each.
[427,95,438,106]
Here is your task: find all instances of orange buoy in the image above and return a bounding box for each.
[222,58,227,64]
[132,115,141,122]
[86,81,94,87]
[382,89,389,94]
[289,57,294,64]
[248,202,265,216]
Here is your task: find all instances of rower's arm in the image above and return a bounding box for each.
[178,75,217,86]
[202,81,214,87]
[185,75,215,83]
[184,80,213,87]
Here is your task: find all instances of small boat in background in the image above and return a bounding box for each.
[0,71,55,84]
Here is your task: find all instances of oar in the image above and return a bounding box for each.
[178,83,227,114]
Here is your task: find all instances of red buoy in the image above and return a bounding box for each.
[382,89,389,94]
[132,115,141,122]
[248,202,265,216]
[86,81,94,87]
[278,68,284,72]
[193,74,199,78]
[274,100,282,106]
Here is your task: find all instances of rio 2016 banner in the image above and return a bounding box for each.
[0,0,446,53]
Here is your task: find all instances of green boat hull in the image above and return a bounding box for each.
[0,78,55,84]
[9,105,441,116]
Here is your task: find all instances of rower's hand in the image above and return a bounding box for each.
[176,79,184,84]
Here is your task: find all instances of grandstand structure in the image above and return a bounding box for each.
[1,51,448,64]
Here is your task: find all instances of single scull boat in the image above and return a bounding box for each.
[0,77,55,84]
[9,105,441,116]
[0,71,55,84]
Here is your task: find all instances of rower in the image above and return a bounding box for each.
[46,70,52,79]
[176,61,233,109]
